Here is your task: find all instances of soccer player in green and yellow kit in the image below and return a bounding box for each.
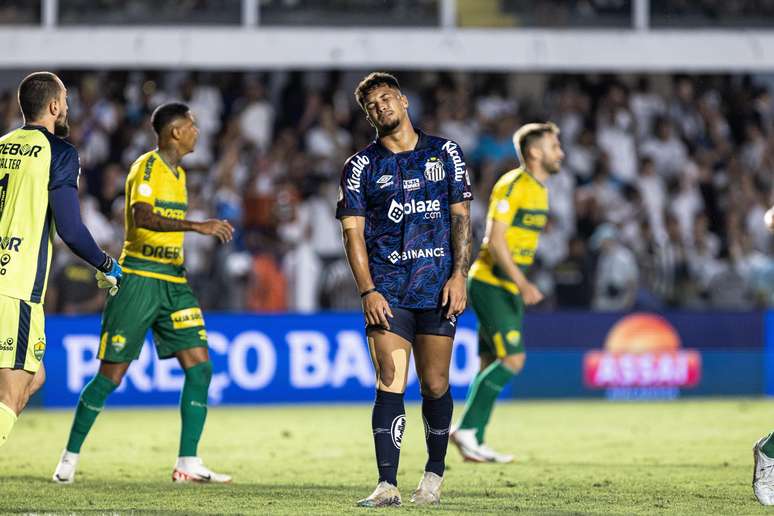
[450,122,563,463]
[53,103,234,484]
[0,72,122,451]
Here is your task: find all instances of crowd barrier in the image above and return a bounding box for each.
[39,310,768,407]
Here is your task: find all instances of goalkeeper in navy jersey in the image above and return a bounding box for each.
[336,72,473,507]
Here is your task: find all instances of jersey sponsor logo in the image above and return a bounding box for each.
[513,209,548,231]
[345,155,370,192]
[171,307,205,330]
[142,244,182,260]
[387,246,446,264]
[391,414,406,449]
[0,337,13,351]
[442,141,469,184]
[0,236,22,252]
[403,178,420,192]
[337,186,343,202]
[376,175,393,189]
[423,156,445,182]
[153,207,186,220]
[387,198,442,223]
[0,143,42,158]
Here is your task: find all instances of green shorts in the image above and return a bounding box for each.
[468,278,525,358]
[98,273,207,362]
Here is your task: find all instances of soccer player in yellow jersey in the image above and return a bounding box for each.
[53,103,234,484]
[451,122,563,463]
[0,72,122,450]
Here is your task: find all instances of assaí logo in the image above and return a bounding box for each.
[345,155,370,191]
[583,313,701,400]
[387,198,441,223]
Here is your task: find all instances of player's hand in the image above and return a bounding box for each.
[362,290,393,330]
[95,255,122,296]
[765,206,774,233]
[196,219,234,243]
[442,272,467,318]
[520,281,544,306]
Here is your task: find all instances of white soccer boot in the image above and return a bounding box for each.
[410,471,443,506]
[477,443,514,464]
[52,450,79,484]
[172,457,232,483]
[450,428,486,462]
[356,481,402,507]
[753,436,774,505]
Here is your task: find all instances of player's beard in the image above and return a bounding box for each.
[54,113,69,137]
[544,157,561,175]
[375,114,401,136]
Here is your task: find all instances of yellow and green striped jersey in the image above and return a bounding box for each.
[0,125,80,303]
[119,150,188,284]
[469,167,548,294]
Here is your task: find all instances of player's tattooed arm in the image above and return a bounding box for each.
[450,201,472,277]
[442,201,471,318]
[133,203,234,243]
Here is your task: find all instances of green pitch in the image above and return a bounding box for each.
[1,399,772,514]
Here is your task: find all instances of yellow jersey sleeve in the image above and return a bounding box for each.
[127,153,158,207]
[487,172,521,226]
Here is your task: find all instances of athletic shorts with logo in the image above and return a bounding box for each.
[366,305,457,343]
[0,294,46,372]
[468,277,524,357]
[98,273,207,362]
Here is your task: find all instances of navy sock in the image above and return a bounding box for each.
[372,390,405,486]
[422,389,453,477]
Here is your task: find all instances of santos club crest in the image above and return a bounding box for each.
[424,157,445,182]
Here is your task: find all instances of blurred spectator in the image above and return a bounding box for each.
[4,68,765,314]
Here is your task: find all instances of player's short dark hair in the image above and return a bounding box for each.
[354,72,401,111]
[513,122,560,164]
[150,102,190,135]
[17,72,62,120]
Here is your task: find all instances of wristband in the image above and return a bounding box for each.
[97,253,114,273]
[360,288,378,298]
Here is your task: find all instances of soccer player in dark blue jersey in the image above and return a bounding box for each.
[337,72,473,507]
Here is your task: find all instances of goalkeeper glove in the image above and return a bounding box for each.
[95,254,122,296]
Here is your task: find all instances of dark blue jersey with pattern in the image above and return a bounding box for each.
[336,130,473,309]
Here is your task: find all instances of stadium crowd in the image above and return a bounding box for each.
[0,70,770,313]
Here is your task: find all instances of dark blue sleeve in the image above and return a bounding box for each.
[49,186,107,269]
[443,140,473,203]
[48,142,80,190]
[335,153,369,218]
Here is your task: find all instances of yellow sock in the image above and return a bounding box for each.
[0,402,17,449]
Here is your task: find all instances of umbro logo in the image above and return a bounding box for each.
[376,175,393,189]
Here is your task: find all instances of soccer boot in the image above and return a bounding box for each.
[477,444,514,464]
[450,428,486,462]
[753,436,774,505]
[52,450,79,484]
[356,481,402,507]
[410,471,443,506]
[172,457,232,483]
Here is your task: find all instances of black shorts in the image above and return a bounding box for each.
[366,306,457,343]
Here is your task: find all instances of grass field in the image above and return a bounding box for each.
[1,399,772,514]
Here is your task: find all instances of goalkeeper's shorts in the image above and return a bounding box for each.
[98,273,207,362]
[468,278,525,358]
[0,294,45,372]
